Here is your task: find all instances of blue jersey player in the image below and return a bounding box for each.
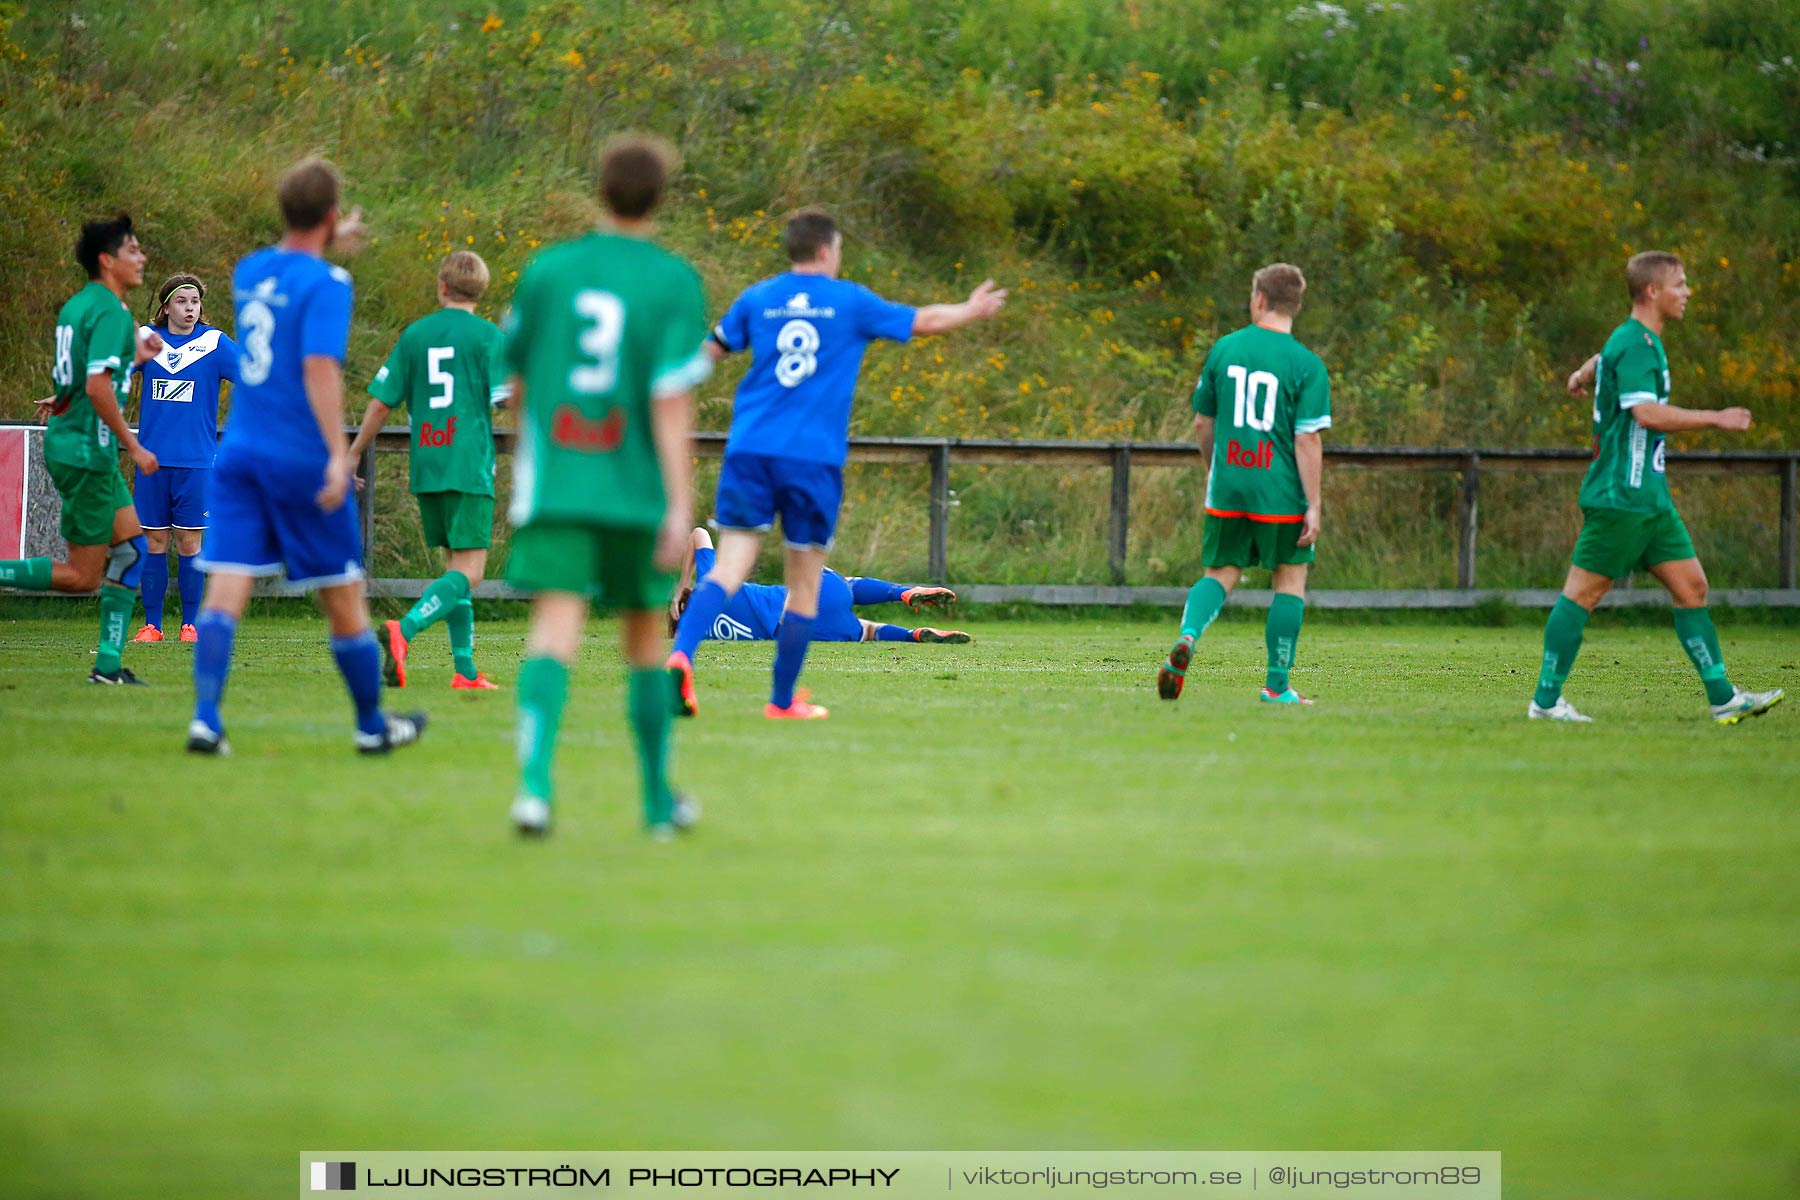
[130,273,240,644]
[185,157,425,756]
[669,526,968,652]
[666,208,1004,719]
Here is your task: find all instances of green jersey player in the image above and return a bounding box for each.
[1531,251,1783,725]
[1158,263,1329,706]
[503,134,712,838]
[350,251,511,691]
[0,214,164,683]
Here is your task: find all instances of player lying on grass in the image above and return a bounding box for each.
[1530,251,1783,726]
[350,250,510,692]
[667,527,968,671]
[1,214,164,684]
[185,157,427,756]
[666,207,1005,721]
[1158,263,1330,707]
[130,272,240,644]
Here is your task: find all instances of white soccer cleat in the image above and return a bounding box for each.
[355,710,429,755]
[1528,697,1593,723]
[185,719,230,756]
[510,796,552,837]
[1710,687,1784,726]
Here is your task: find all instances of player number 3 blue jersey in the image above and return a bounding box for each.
[222,247,353,469]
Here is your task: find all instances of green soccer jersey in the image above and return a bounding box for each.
[45,281,136,472]
[1578,317,1675,515]
[504,229,711,531]
[1190,324,1332,520]
[369,307,510,497]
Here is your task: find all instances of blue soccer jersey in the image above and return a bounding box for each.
[221,248,353,469]
[694,547,861,642]
[133,323,240,468]
[713,273,915,466]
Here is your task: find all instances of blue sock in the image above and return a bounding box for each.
[177,554,204,627]
[875,624,914,642]
[140,550,169,629]
[673,578,731,660]
[850,576,909,605]
[330,629,386,738]
[770,613,815,708]
[191,609,237,732]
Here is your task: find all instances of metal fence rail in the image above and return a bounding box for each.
[8,422,1797,604]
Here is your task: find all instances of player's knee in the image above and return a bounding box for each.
[105,535,148,590]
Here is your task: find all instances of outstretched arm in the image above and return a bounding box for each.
[912,279,1007,337]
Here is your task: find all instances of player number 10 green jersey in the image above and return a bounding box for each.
[1190,324,1332,521]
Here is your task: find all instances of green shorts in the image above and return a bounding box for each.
[47,459,133,546]
[1572,506,1696,579]
[507,521,672,610]
[1201,513,1315,569]
[417,490,495,550]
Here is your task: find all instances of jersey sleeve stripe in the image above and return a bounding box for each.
[85,356,122,374]
[652,348,714,399]
[1617,391,1660,408]
[1294,416,1332,433]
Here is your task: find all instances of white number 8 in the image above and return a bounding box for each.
[775,319,819,389]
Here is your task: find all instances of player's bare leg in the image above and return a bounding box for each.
[512,591,585,835]
[1260,562,1313,705]
[1529,564,1609,722]
[1160,565,1239,700]
[766,543,830,719]
[1646,557,1784,723]
[667,526,763,717]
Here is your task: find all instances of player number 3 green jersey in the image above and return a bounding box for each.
[369,307,510,497]
[1578,317,1675,515]
[504,230,711,531]
[1191,325,1332,521]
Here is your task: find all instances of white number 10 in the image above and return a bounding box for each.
[1226,364,1278,432]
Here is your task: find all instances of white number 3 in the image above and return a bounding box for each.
[569,290,625,395]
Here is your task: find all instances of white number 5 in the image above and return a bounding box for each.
[427,346,456,409]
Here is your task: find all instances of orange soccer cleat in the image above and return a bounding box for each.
[666,650,699,718]
[764,688,829,720]
[451,671,499,690]
[378,619,409,688]
[178,623,199,643]
[131,625,164,643]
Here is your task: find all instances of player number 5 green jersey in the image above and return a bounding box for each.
[369,307,510,497]
[1190,324,1331,521]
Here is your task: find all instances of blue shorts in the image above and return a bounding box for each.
[199,452,365,588]
[812,569,863,641]
[134,465,210,529]
[715,452,843,550]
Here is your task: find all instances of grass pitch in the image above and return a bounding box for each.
[1,607,1795,1200]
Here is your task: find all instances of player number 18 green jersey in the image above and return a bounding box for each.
[45,282,136,473]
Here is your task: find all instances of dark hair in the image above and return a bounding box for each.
[599,134,676,219]
[668,586,693,638]
[76,213,136,280]
[278,156,341,230]
[783,208,839,263]
[151,273,206,325]
[1627,251,1683,302]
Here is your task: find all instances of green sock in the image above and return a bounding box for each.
[1180,577,1229,641]
[1534,595,1590,708]
[1672,606,1735,705]
[446,598,477,677]
[401,569,470,640]
[516,656,568,803]
[1264,593,1306,693]
[95,583,135,675]
[0,557,53,590]
[628,666,675,828]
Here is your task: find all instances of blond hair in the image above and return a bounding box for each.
[1627,251,1683,302]
[439,250,490,302]
[1252,263,1306,316]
